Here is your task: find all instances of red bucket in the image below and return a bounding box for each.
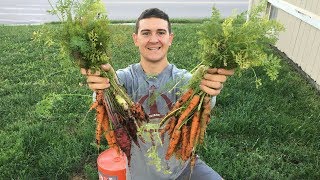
[97,148,127,180]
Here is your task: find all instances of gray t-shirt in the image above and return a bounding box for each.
[117,63,190,122]
[116,63,215,179]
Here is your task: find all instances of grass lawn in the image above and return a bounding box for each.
[0,23,319,179]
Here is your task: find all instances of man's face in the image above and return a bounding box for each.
[133,18,174,63]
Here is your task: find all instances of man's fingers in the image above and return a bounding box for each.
[80,68,101,76]
[217,68,235,76]
[201,79,223,90]
[88,82,110,91]
[207,68,235,76]
[203,73,227,83]
[86,76,110,90]
[200,84,221,96]
[101,63,112,71]
[207,68,218,74]
[86,76,109,84]
[79,64,113,91]
[80,64,112,76]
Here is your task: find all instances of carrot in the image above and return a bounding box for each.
[95,119,102,147]
[159,107,180,127]
[101,113,110,131]
[190,153,197,178]
[114,127,132,163]
[109,130,117,144]
[195,123,201,146]
[103,128,117,148]
[167,116,177,137]
[89,101,99,111]
[181,125,190,161]
[159,122,169,136]
[101,115,114,147]
[174,94,201,130]
[130,102,149,123]
[91,89,107,148]
[160,116,176,137]
[199,95,211,144]
[95,90,105,104]
[95,104,105,147]
[165,129,182,160]
[185,110,201,158]
[159,89,193,128]
[171,88,194,111]
[100,110,119,151]
[189,128,201,177]
[165,94,201,161]
[109,135,121,154]
[126,117,139,146]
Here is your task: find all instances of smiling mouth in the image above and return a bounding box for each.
[147,47,161,50]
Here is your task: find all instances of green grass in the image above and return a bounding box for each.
[0,23,319,179]
[47,18,210,24]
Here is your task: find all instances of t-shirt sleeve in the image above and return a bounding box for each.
[116,68,131,88]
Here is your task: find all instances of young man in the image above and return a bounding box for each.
[81,8,234,180]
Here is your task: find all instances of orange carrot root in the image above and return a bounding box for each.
[168,116,177,137]
[190,153,197,176]
[160,116,177,138]
[174,94,201,131]
[89,101,99,111]
[165,129,182,160]
[199,95,211,144]
[172,88,194,111]
[181,125,190,161]
[186,110,201,158]
[130,103,149,123]
[95,105,105,147]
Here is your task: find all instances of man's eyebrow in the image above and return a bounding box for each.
[140,29,167,33]
[140,29,151,32]
[157,29,167,32]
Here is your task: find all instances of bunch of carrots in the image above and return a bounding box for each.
[91,89,148,164]
[160,66,212,171]
[160,1,284,173]
[41,0,149,164]
[160,90,212,163]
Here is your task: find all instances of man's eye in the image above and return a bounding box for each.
[158,31,166,35]
[142,32,150,36]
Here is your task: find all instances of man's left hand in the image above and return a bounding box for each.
[200,68,235,96]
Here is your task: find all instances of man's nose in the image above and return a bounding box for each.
[149,34,159,43]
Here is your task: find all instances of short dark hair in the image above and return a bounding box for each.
[135,8,171,34]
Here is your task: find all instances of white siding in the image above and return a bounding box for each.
[252,0,320,88]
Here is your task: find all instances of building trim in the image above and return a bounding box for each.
[268,0,320,30]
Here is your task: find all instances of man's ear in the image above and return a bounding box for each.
[169,33,174,46]
[132,33,138,46]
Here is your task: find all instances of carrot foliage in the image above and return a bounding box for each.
[33,0,149,164]
[160,1,285,173]
[46,0,111,71]
[193,1,285,89]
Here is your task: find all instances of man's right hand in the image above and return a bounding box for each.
[80,64,112,91]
